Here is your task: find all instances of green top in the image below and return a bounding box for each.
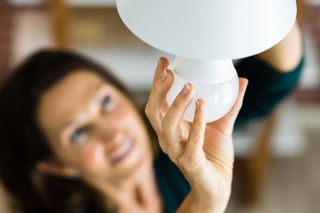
[154,151,190,213]
[235,56,304,126]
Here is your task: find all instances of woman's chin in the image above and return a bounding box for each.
[111,140,152,181]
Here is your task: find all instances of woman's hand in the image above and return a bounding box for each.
[145,57,248,213]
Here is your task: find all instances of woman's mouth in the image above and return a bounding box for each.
[109,138,135,166]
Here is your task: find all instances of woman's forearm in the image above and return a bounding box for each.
[257,22,303,73]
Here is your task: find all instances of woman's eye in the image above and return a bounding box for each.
[102,95,113,111]
[70,127,88,144]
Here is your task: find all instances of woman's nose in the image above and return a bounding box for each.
[95,116,126,144]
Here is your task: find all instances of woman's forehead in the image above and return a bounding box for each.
[36,71,113,136]
[40,71,106,111]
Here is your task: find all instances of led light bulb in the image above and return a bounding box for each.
[167,58,239,122]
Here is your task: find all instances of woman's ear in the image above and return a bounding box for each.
[36,161,80,178]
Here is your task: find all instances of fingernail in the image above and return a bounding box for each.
[180,83,191,97]
[161,69,168,82]
[158,57,165,67]
[196,100,200,111]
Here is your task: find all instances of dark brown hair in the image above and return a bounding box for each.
[0,49,155,213]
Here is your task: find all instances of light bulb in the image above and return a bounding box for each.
[167,57,239,122]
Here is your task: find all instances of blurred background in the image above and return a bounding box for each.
[0,0,319,212]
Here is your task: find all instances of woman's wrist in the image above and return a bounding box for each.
[193,187,230,212]
[177,189,228,213]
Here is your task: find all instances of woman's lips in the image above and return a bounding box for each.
[109,138,135,166]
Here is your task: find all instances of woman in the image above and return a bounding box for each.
[0,22,303,213]
[0,50,247,213]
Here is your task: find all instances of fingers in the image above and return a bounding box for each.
[146,57,195,157]
[153,57,169,83]
[145,57,174,133]
[161,83,195,153]
[204,78,248,138]
[151,57,173,97]
[185,99,206,157]
[215,78,248,127]
[162,83,194,132]
[176,99,207,178]
[226,78,248,120]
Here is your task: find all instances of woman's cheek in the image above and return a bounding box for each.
[78,143,110,177]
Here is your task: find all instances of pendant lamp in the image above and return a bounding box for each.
[116,0,297,122]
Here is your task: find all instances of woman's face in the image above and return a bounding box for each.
[37,71,152,183]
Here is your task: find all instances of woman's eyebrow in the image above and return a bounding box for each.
[60,114,89,132]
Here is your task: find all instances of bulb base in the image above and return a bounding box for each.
[167,58,239,122]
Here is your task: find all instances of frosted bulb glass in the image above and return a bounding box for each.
[167,58,239,123]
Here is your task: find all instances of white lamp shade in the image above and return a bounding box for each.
[117,0,297,60]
